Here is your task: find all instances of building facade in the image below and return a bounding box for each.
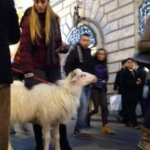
[13,0,147,96]
[52,0,144,95]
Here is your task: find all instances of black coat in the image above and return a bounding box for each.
[65,44,94,75]
[121,68,139,103]
[113,68,124,94]
[0,0,20,84]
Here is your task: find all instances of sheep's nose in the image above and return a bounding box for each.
[93,76,98,83]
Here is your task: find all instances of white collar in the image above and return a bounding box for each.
[129,69,134,72]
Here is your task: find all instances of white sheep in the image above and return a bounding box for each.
[9,69,97,150]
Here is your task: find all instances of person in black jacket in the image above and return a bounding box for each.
[0,0,20,149]
[114,60,127,94]
[65,33,94,139]
[121,58,141,129]
[113,60,127,122]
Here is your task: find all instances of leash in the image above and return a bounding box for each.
[12,67,51,85]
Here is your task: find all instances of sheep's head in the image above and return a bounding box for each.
[69,69,97,87]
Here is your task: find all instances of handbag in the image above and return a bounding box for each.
[110,94,122,112]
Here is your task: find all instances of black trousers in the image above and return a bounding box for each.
[32,68,69,150]
[89,89,108,126]
[144,108,150,129]
[123,100,138,126]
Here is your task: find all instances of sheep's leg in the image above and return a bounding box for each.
[52,124,60,150]
[42,125,51,150]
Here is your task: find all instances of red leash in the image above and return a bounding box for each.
[12,67,51,85]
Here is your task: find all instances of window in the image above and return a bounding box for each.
[139,1,150,35]
[67,25,97,48]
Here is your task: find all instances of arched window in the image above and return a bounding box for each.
[139,1,150,35]
[67,25,97,48]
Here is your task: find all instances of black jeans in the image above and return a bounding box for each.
[123,100,138,126]
[32,68,70,150]
[89,89,108,126]
[144,108,150,129]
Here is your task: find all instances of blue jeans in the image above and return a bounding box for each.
[74,86,91,131]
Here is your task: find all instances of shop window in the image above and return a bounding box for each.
[139,1,150,35]
[67,25,97,48]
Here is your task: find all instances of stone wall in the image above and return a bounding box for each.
[53,0,142,96]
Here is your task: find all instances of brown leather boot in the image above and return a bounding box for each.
[138,127,150,150]
[101,125,115,135]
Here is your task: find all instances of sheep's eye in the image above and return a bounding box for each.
[80,74,86,77]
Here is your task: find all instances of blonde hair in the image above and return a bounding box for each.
[29,4,59,45]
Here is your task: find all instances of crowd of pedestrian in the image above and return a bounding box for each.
[113,58,149,129]
[0,0,150,150]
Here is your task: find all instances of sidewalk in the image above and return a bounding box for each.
[10,114,142,150]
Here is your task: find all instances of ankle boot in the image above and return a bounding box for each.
[102,124,115,135]
[138,127,150,150]
[59,124,72,150]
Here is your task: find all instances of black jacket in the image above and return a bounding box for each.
[0,0,20,84]
[121,68,139,103]
[113,68,124,94]
[65,44,94,75]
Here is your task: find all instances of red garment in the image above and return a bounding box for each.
[18,8,62,73]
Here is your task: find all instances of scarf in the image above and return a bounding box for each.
[46,18,56,67]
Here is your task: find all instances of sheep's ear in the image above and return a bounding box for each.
[70,71,77,82]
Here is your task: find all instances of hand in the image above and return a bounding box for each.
[55,45,70,54]
[102,80,106,83]
[113,90,118,94]
[137,78,142,82]
[25,76,34,90]
[136,81,141,85]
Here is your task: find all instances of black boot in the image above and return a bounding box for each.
[59,124,72,150]
[33,124,44,150]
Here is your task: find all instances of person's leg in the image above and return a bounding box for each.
[74,88,87,131]
[145,93,150,115]
[87,90,99,127]
[0,84,10,150]
[98,91,108,126]
[74,87,91,134]
[138,109,150,150]
[59,124,72,150]
[89,90,99,116]
[99,91,115,135]
[122,98,130,126]
[128,102,138,128]
[144,109,150,129]
[32,69,47,150]
[33,125,44,150]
